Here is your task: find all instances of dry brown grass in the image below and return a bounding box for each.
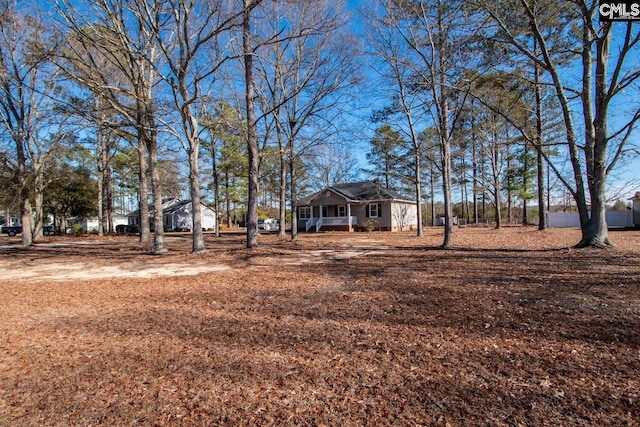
[0,227,639,426]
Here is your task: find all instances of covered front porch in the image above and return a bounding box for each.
[305,215,357,232]
[300,202,358,232]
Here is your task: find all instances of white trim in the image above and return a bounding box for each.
[368,203,379,218]
[299,206,311,219]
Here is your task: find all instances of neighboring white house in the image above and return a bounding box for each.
[128,198,216,231]
[297,181,418,232]
[68,214,129,233]
[162,199,216,231]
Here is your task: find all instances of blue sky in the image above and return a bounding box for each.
[342,0,640,204]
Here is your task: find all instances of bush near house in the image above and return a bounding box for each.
[362,219,379,232]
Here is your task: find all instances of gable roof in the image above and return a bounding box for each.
[128,199,214,217]
[163,200,192,214]
[300,181,416,205]
[332,181,414,202]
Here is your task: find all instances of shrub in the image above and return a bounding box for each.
[71,223,84,236]
[363,219,379,232]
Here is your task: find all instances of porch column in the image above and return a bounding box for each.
[347,203,353,232]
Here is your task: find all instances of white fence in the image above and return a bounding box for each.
[548,211,634,228]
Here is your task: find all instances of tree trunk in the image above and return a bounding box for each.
[534,49,546,230]
[98,129,114,235]
[188,145,205,252]
[506,139,512,225]
[578,178,609,247]
[225,172,232,229]
[137,141,150,244]
[20,197,33,246]
[148,130,167,254]
[471,101,479,224]
[97,126,106,236]
[278,125,287,238]
[290,120,298,241]
[105,163,114,233]
[16,130,32,246]
[97,167,104,237]
[414,151,423,237]
[494,184,502,229]
[244,0,259,248]
[437,3,454,249]
[575,22,613,248]
[430,165,436,227]
[32,170,45,241]
[441,139,454,247]
[521,144,529,226]
[473,149,479,224]
[212,140,220,237]
[463,174,470,224]
[537,148,546,230]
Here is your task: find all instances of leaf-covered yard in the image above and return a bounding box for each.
[1,227,639,425]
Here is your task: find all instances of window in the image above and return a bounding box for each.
[367,203,381,218]
[299,206,311,219]
[337,205,347,217]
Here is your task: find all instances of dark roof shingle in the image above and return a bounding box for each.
[300,181,415,204]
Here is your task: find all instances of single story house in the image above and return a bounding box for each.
[68,214,129,233]
[297,181,418,232]
[128,198,216,231]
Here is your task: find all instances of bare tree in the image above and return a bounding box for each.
[469,71,534,229]
[476,0,640,247]
[151,0,249,253]
[201,101,245,237]
[243,0,260,248]
[93,98,121,235]
[253,1,288,238]
[57,0,168,253]
[0,3,63,245]
[305,143,360,189]
[366,9,430,236]
[533,37,546,230]
[374,0,478,248]
[254,0,359,242]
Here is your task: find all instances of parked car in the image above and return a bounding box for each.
[1,223,54,237]
[115,224,140,234]
[258,218,280,232]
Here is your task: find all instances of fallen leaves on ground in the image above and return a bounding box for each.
[0,227,639,425]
